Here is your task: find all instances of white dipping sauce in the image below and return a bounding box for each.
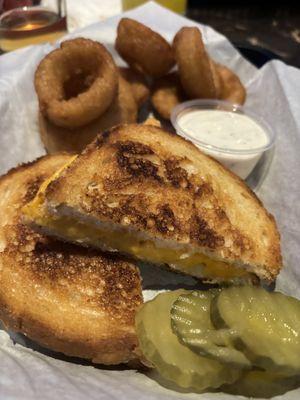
[177,109,269,179]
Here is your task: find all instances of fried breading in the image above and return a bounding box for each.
[119,67,150,107]
[115,18,175,78]
[151,72,186,120]
[39,75,137,154]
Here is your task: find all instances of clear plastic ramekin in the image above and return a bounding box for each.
[171,99,276,180]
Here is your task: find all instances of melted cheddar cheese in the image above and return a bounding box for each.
[23,159,249,281]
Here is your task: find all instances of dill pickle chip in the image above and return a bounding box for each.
[135,290,240,392]
[171,290,251,368]
[211,286,300,375]
[221,370,300,398]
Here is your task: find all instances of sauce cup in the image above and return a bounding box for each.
[171,99,276,180]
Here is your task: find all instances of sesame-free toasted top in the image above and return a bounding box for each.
[45,124,282,282]
[0,154,142,365]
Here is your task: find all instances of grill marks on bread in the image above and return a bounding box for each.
[1,158,143,321]
[44,124,281,281]
[116,141,161,181]
[116,137,250,252]
[0,155,143,364]
[5,224,141,321]
[63,130,252,254]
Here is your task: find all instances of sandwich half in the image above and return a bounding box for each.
[0,154,143,365]
[23,123,282,284]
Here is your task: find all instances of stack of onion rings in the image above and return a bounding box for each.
[34,22,247,151]
[116,18,175,78]
[39,75,137,153]
[35,38,119,129]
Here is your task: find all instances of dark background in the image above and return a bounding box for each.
[187,2,300,68]
[1,1,299,68]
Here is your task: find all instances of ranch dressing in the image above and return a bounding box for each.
[177,109,270,179]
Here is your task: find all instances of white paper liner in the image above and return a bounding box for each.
[1,2,300,398]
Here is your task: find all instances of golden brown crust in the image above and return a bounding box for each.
[173,27,219,99]
[0,155,143,364]
[119,67,150,107]
[143,117,161,128]
[115,18,175,78]
[39,75,137,154]
[151,72,186,120]
[35,38,119,129]
[45,124,282,282]
[0,293,139,365]
[216,63,246,105]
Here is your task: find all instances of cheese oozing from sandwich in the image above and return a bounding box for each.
[23,160,251,282]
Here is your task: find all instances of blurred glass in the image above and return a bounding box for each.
[122,0,187,14]
[0,0,67,52]
[2,1,33,12]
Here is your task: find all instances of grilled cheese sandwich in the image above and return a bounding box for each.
[24,185,247,281]
[0,154,143,365]
[24,123,282,284]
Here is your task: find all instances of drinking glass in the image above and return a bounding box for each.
[0,0,67,52]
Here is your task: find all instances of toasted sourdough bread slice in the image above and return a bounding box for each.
[24,124,282,283]
[0,154,143,365]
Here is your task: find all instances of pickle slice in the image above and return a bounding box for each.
[212,286,300,374]
[170,290,251,368]
[135,290,240,391]
[222,370,300,398]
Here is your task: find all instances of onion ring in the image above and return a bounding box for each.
[151,72,186,120]
[39,75,137,154]
[119,67,150,107]
[173,27,220,99]
[115,18,175,78]
[35,38,118,129]
[216,63,246,105]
